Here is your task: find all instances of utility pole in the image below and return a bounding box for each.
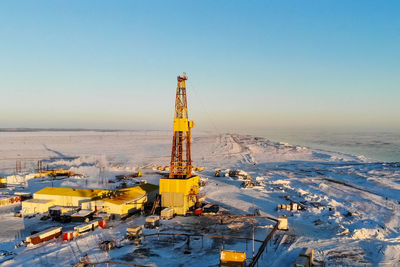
[252,200,255,259]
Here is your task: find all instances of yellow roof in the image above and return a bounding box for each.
[34,187,108,198]
[104,184,158,205]
[34,184,158,203]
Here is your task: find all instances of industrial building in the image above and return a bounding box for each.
[22,199,55,214]
[82,184,158,219]
[22,184,158,218]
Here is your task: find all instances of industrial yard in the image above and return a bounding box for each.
[0,128,399,266]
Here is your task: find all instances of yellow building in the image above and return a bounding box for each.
[82,184,158,219]
[24,184,158,218]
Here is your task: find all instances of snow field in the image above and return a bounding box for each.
[0,131,399,266]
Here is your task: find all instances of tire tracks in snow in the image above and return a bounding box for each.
[229,134,257,165]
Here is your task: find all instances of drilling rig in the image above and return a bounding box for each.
[159,73,199,215]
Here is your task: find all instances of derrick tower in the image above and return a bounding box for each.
[169,73,193,178]
[159,73,199,215]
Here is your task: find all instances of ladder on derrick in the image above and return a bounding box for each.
[150,195,160,215]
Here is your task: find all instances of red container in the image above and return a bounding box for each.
[99,219,107,229]
[62,232,74,241]
[195,208,203,216]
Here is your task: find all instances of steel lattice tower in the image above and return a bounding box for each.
[169,73,194,178]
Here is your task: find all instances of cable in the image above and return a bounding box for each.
[187,77,220,134]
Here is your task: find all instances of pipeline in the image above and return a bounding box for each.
[248,222,279,267]
[88,261,148,266]
[142,232,264,243]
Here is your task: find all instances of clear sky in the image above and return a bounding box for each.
[0,1,399,132]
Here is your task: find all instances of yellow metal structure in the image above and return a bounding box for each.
[34,169,75,178]
[173,118,189,132]
[169,73,194,178]
[193,167,204,172]
[220,250,246,267]
[159,176,199,215]
[160,73,199,215]
[0,177,6,188]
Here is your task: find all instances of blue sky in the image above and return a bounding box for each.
[0,1,399,132]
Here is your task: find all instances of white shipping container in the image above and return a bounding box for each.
[74,220,99,234]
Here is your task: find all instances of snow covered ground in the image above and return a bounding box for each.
[0,131,399,266]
